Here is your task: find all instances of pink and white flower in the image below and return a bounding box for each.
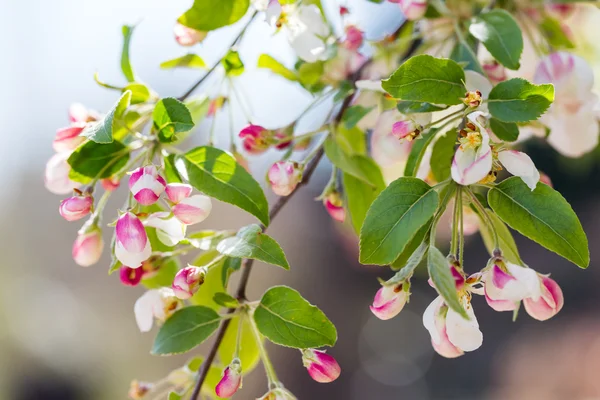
[59,194,93,221]
[215,359,242,398]
[257,388,297,400]
[391,0,428,21]
[172,195,212,225]
[53,125,86,153]
[128,166,166,206]
[392,119,420,141]
[533,52,599,157]
[323,192,345,222]
[165,183,193,204]
[172,265,207,300]
[101,176,120,191]
[115,212,151,268]
[482,60,507,84]
[523,275,564,321]
[285,5,330,63]
[120,266,143,286]
[343,25,363,51]
[301,349,341,383]
[173,23,207,46]
[145,212,187,246]
[68,103,98,124]
[134,288,181,332]
[483,262,541,312]
[72,229,104,267]
[268,161,303,196]
[239,125,271,154]
[44,152,82,195]
[370,283,409,320]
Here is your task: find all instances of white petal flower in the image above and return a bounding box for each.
[445,301,483,352]
[498,150,540,190]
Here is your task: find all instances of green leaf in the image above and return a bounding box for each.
[168,392,182,400]
[391,241,429,281]
[218,315,261,373]
[185,230,227,251]
[469,10,523,70]
[123,83,151,105]
[342,105,374,129]
[254,286,337,348]
[390,220,431,271]
[163,153,183,183]
[428,246,468,318]
[396,101,447,114]
[429,131,456,182]
[450,39,485,74]
[153,97,195,143]
[222,50,245,76]
[121,25,136,82]
[336,125,366,155]
[343,173,382,234]
[178,0,250,31]
[176,146,269,225]
[477,208,521,265]
[142,257,180,289]
[216,224,290,269]
[382,55,466,105]
[160,54,207,69]
[488,177,589,268]
[152,306,222,355]
[222,257,242,287]
[213,292,239,308]
[489,118,519,142]
[324,137,385,189]
[540,16,575,49]
[186,95,211,126]
[404,128,438,177]
[298,61,325,90]
[257,54,299,81]
[359,177,439,265]
[488,78,555,123]
[67,141,129,183]
[81,91,132,143]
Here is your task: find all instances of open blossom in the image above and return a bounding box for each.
[69,103,98,124]
[72,229,104,267]
[483,262,541,312]
[391,0,427,20]
[115,212,151,268]
[322,47,366,86]
[45,152,82,195]
[302,349,341,383]
[343,25,363,51]
[172,265,206,299]
[172,195,212,225]
[268,161,303,196]
[323,192,345,222]
[239,125,271,154]
[128,166,166,206]
[120,266,144,286]
[215,359,242,398]
[145,212,187,247]
[134,288,181,332]
[534,52,599,157]
[173,22,207,46]
[165,183,193,204]
[392,119,420,141]
[523,275,564,321]
[283,4,330,63]
[370,283,409,320]
[257,388,297,400]
[59,194,93,221]
[53,125,85,152]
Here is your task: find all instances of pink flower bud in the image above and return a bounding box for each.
[207,96,227,117]
[523,276,564,321]
[172,194,212,225]
[120,266,144,286]
[239,125,271,154]
[274,130,292,150]
[539,172,553,187]
[128,380,153,399]
[69,103,98,124]
[392,120,420,141]
[59,194,93,221]
[339,6,350,15]
[128,166,166,206]
[174,22,207,46]
[302,349,341,383]
[370,284,409,320]
[45,152,82,195]
[172,265,207,299]
[101,176,120,191]
[323,192,345,222]
[165,183,193,204]
[215,359,242,398]
[482,61,507,84]
[115,212,151,268]
[72,230,104,267]
[395,0,427,20]
[53,124,86,152]
[268,161,303,196]
[343,25,364,51]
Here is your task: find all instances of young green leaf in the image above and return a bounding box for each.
[163,153,183,183]
[123,83,151,105]
[427,246,468,318]
[82,91,132,143]
[396,101,447,114]
[254,286,337,349]
[391,241,429,281]
[67,141,129,183]
[222,257,242,287]
[178,0,250,31]
[488,177,589,268]
[404,128,439,177]
[257,54,299,81]
[222,50,245,76]
[216,224,290,269]
[382,55,466,105]
[469,10,523,70]
[342,105,374,129]
[175,146,270,226]
[489,118,519,142]
[169,392,182,400]
[540,17,575,49]
[429,131,457,182]
[218,315,261,373]
[213,292,239,308]
[476,208,522,265]
[391,220,431,271]
[160,54,207,69]
[450,40,485,74]
[121,25,136,82]
[324,137,385,189]
[153,97,195,143]
[152,306,222,355]
[343,173,382,234]
[487,78,555,123]
[359,177,439,265]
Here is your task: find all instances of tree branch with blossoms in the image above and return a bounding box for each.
[45,0,596,399]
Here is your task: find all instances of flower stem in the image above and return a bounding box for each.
[248,308,279,387]
[466,188,499,251]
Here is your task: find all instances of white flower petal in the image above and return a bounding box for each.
[445,302,483,352]
[498,150,540,190]
[451,145,492,185]
[423,296,444,345]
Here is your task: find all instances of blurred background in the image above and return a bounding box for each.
[2,1,600,399]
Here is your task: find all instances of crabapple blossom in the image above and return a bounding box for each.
[391,0,427,21]
[343,25,363,51]
[483,261,541,312]
[370,283,409,320]
[128,380,153,399]
[172,195,212,225]
[128,165,166,206]
[115,212,151,268]
[268,161,303,196]
[323,192,345,222]
[301,349,341,383]
[392,119,421,141]
[523,275,564,321]
[134,288,181,332]
[120,266,144,286]
[72,229,104,267]
[59,193,93,221]
[257,388,297,400]
[280,4,330,63]
[101,176,120,191]
[53,125,85,153]
[215,359,242,398]
[144,212,187,246]
[482,61,507,84]
[44,152,82,195]
[165,183,193,204]
[173,22,206,46]
[239,124,271,154]
[172,265,207,300]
